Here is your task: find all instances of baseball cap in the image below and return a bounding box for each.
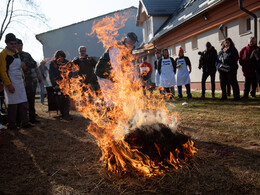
[127,32,138,42]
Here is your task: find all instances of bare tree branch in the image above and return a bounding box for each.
[0,0,14,40]
[0,0,48,41]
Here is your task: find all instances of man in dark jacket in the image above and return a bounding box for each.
[95,32,138,109]
[198,42,218,98]
[239,37,258,98]
[72,46,100,105]
[17,39,43,124]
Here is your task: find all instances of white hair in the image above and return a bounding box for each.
[78,46,86,53]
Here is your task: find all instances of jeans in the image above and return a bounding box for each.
[177,84,192,98]
[40,84,45,104]
[201,71,216,96]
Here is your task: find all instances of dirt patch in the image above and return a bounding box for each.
[0,99,259,194]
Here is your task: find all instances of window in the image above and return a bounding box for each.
[219,26,227,41]
[246,18,251,31]
[180,42,186,52]
[239,17,252,35]
[172,45,176,56]
[147,17,153,41]
[192,36,198,49]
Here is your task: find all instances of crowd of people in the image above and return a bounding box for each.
[0,32,259,130]
[150,36,260,101]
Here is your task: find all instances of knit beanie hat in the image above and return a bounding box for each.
[5,33,17,43]
[178,47,184,55]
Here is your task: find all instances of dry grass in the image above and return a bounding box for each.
[0,92,259,194]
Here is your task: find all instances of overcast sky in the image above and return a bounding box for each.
[0,0,139,62]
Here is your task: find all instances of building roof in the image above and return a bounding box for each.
[141,0,183,15]
[139,0,223,46]
[36,6,137,39]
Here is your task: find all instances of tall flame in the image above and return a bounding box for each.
[57,12,197,176]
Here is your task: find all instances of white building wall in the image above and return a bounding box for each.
[152,16,169,36]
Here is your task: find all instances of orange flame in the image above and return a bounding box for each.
[56,12,197,176]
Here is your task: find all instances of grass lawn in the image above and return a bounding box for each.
[0,92,259,194]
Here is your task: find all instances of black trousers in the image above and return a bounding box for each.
[243,76,257,97]
[26,81,37,122]
[8,102,28,128]
[56,94,70,117]
[219,70,240,99]
[257,72,260,88]
[201,71,216,96]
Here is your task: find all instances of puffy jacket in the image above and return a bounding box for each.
[198,47,217,72]
[223,46,239,71]
[239,45,258,77]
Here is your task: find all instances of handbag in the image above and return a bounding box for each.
[218,54,230,72]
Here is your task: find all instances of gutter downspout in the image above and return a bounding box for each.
[238,0,258,41]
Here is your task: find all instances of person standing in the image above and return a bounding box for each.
[39,60,49,104]
[198,42,218,98]
[49,50,72,120]
[239,37,258,98]
[218,38,240,100]
[17,38,43,124]
[0,33,32,130]
[157,48,176,99]
[175,47,192,98]
[250,40,260,88]
[95,32,138,109]
[72,46,100,106]
[154,51,162,91]
[139,56,153,96]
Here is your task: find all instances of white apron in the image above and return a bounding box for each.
[155,59,160,87]
[155,70,160,87]
[4,55,27,105]
[176,58,190,86]
[160,58,176,88]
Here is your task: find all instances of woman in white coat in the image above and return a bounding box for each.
[175,47,192,98]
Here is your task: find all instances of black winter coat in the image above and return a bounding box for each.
[198,47,217,72]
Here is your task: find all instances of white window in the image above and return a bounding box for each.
[246,18,251,31]
[180,42,186,52]
[219,26,227,41]
[239,17,252,35]
[192,36,198,49]
[168,46,173,57]
[147,17,153,41]
[172,45,176,56]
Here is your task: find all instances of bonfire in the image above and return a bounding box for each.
[57,12,197,177]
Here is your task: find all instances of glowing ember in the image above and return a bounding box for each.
[56,12,197,176]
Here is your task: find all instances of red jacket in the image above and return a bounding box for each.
[139,61,153,80]
[239,45,258,77]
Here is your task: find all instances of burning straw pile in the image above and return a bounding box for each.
[57,12,198,177]
[104,122,197,176]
